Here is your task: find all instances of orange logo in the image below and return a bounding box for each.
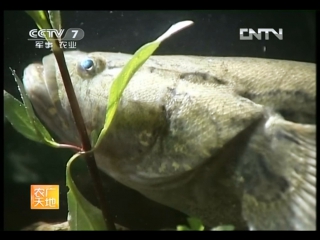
[30,185,59,209]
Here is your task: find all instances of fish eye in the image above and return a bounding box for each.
[80,58,94,71]
[77,55,106,79]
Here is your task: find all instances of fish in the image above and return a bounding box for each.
[22,51,316,230]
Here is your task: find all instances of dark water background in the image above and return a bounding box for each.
[4,11,315,230]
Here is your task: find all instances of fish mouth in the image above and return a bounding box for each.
[23,56,80,145]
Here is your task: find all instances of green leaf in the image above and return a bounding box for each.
[177,218,234,231]
[4,90,57,146]
[48,11,61,31]
[176,225,192,231]
[5,68,59,148]
[66,153,108,230]
[211,225,235,231]
[26,11,59,49]
[187,217,205,231]
[26,11,52,33]
[94,20,194,149]
[48,11,62,42]
[10,68,39,125]
[4,90,42,143]
[177,217,204,231]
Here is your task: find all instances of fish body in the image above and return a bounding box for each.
[23,51,316,230]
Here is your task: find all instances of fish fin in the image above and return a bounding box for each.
[239,113,316,230]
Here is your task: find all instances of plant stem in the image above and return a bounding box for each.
[52,41,116,230]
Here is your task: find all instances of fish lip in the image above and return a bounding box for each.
[23,50,62,92]
[23,63,45,96]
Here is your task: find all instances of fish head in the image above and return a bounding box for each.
[23,51,131,145]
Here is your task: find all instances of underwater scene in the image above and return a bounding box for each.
[4,11,316,230]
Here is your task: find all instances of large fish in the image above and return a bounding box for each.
[23,51,316,230]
